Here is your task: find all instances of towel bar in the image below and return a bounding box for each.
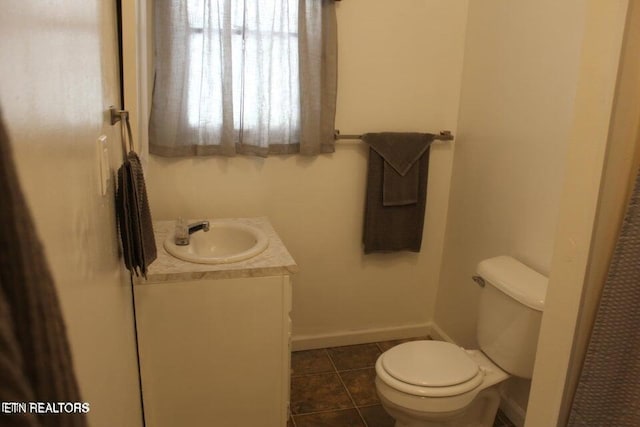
[334,129,454,142]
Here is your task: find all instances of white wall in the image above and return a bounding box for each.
[147,0,469,344]
[434,0,591,421]
[0,2,142,426]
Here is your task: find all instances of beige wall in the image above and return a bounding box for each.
[0,2,142,426]
[436,0,588,349]
[434,0,591,421]
[147,0,469,341]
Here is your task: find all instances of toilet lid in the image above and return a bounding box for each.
[381,341,479,387]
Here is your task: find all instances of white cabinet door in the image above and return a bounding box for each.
[135,275,291,427]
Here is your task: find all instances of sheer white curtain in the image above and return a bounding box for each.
[150,0,337,157]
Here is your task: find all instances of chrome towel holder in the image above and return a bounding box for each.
[109,106,134,158]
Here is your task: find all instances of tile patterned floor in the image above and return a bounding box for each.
[289,338,516,427]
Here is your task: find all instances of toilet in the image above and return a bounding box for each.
[375,256,548,427]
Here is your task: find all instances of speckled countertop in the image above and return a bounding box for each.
[138,217,298,284]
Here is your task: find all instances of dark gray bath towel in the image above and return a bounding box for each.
[0,113,87,427]
[362,133,434,253]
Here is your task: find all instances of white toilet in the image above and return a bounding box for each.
[375,256,548,427]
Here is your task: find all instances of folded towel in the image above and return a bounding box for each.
[116,151,157,277]
[363,133,434,206]
[362,132,434,253]
[0,113,87,427]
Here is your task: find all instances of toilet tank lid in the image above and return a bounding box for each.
[477,256,548,311]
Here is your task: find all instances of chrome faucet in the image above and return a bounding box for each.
[174,218,210,246]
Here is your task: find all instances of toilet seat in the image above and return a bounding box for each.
[376,341,485,397]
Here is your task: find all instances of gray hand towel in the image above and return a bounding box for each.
[116,151,157,277]
[363,133,434,206]
[362,132,434,253]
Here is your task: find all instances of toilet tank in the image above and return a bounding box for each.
[476,256,548,378]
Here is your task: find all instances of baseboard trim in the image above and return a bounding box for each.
[425,321,456,344]
[291,323,432,351]
[499,391,526,427]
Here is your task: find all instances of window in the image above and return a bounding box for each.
[186,0,299,133]
[150,0,337,157]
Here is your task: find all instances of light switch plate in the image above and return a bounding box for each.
[97,135,109,196]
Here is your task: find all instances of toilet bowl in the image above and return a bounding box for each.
[375,256,549,427]
[375,340,509,427]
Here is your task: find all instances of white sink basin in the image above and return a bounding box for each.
[163,220,269,264]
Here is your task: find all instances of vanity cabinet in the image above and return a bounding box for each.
[135,275,292,427]
[134,218,296,427]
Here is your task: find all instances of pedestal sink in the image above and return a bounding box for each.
[163,219,269,264]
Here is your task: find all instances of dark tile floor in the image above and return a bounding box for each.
[289,338,516,427]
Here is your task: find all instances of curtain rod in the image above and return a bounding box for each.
[334,130,454,142]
